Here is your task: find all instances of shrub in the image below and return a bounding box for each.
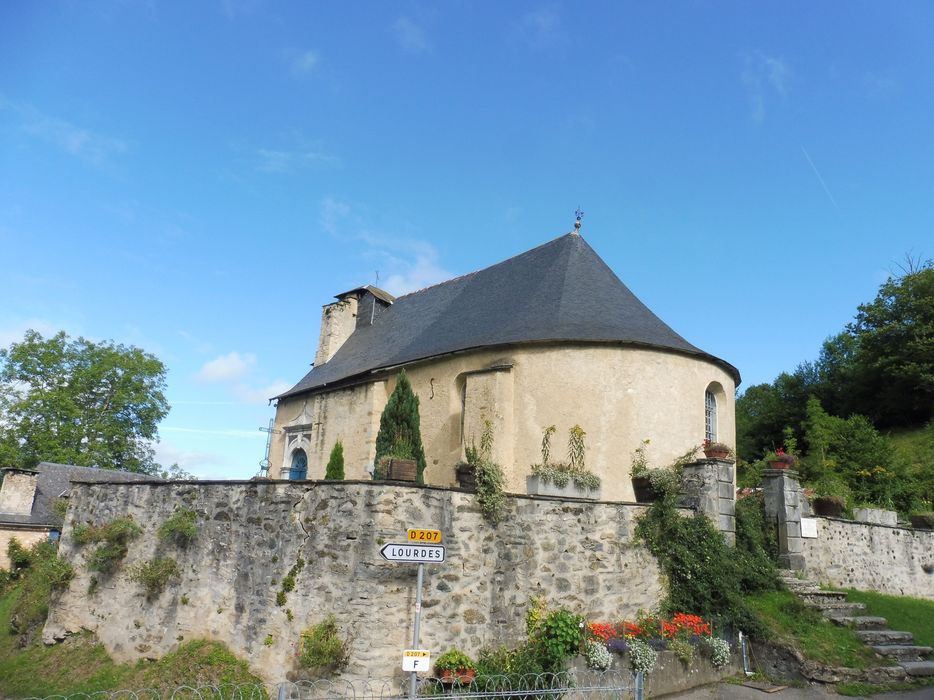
[158,508,198,547]
[298,615,349,674]
[77,516,143,574]
[129,557,180,597]
[536,607,584,671]
[6,540,74,642]
[373,370,427,482]
[325,441,345,480]
[700,636,731,668]
[469,420,506,524]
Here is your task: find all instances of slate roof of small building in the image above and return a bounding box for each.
[279,232,740,398]
[0,462,155,528]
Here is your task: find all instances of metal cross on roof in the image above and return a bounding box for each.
[574,207,584,231]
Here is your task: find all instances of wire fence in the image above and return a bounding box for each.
[24,671,642,700]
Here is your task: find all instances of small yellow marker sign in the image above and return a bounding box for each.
[407,528,442,543]
[402,649,431,672]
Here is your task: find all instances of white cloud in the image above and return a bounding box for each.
[195,351,256,382]
[0,97,128,165]
[741,52,789,123]
[0,319,60,348]
[291,50,319,75]
[516,5,559,49]
[317,198,454,295]
[232,380,292,404]
[392,17,430,54]
[161,426,264,439]
[255,146,337,173]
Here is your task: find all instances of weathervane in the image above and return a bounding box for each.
[574,207,584,232]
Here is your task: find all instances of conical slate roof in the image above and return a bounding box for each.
[279,233,739,398]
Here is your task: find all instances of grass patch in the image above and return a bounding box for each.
[838,588,934,648]
[746,590,883,669]
[837,678,934,697]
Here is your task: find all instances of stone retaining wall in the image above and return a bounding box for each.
[801,517,934,600]
[44,481,665,683]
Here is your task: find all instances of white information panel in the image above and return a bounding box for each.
[800,517,818,539]
[402,649,431,672]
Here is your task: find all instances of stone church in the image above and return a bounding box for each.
[269,230,740,501]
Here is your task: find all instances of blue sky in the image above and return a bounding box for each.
[2,2,931,479]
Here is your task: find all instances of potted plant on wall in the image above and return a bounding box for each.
[702,439,733,461]
[434,648,476,684]
[527,425,602,499]
[809,476,848,517]
[909,511,934,530]
[764,447,797,470]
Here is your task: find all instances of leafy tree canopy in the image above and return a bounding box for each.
[0,330,169,474]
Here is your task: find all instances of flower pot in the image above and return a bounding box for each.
[910,513,934,530]
[703,449,732,461]
[385,458,418,482]
[812,496,844,517]
[767,460,790,470]
[632,476,657,503]
[439,668,475,685]
[455,463,477,491]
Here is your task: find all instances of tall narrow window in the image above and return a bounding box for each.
[705,390,717,443]
[288,449,308,480]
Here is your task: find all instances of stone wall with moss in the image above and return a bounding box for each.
[44,480,664,683]
[801,517,934,600]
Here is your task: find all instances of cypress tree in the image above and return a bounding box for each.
[374,370,427,482]
[325,440,345,480]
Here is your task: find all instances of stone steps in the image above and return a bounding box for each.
[857,629,916,645]
[871,645,933,661]
[901,661,934,677]
[831,615,889,630]
[780,570,932,684]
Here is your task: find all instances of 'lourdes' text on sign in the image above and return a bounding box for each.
[380,543,446,563]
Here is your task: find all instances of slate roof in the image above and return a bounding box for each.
[279,232,740,399]
[0,462,155,528]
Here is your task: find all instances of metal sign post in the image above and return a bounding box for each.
[409,562,425,700]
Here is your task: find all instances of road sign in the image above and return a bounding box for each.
[380,542,446,563]
[402,649,431,672]
[407,528,442,543]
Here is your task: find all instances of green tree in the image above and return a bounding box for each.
[0,330,169,473]
[373,370,427,482]
[846,259,934,426]
[324,440,345,480]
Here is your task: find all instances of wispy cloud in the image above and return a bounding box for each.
[0,97,128,165]
[195,351,256,382]
[516,5,560,49]
[232,380,292,404]
[290,49,319,75]
[740,52,789,122]
[317,197,454,295]
[801,146,840,212]
[392,16,430,54]
[255,146,338,173]
[161,426,264,439]
[0,319,61,348]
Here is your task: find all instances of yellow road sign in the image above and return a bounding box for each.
[407,528,442,543]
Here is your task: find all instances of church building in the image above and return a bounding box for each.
[269,230,740,501]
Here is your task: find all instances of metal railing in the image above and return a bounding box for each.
[25,671,642,700]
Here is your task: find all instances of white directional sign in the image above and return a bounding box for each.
[380,542,446,563]
[402,649,431,672]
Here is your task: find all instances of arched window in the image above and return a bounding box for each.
[705,390,718,443]
[288,449,308,480]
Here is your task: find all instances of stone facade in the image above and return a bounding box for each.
[272,345,736,502]
[801,517,934,600]
[0,469,39,515]
[680,460,736,545]
[45,481,666,683]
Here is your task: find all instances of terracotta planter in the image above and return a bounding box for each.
[632,476,657,503]
[703,449,732,461]
[455,463,477,490]
[767,460,790,470]
[439,668,476,685]
[812,496,845,518]
[384,458,418,482]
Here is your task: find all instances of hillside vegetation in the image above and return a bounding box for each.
[737,259,934,515]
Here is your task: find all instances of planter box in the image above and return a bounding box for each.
[455,463,477,491]
[631,476,657,503]
[378,458,418,482]
[526,475,600,500]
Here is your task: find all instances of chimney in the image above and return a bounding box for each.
[314,295,359,367]
[0,467,40,516]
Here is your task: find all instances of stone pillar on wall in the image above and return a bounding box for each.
[762,469,805,570]
[680,459,736,546]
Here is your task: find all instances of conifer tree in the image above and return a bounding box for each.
[325,440,345,480]
[374,370,427,482]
